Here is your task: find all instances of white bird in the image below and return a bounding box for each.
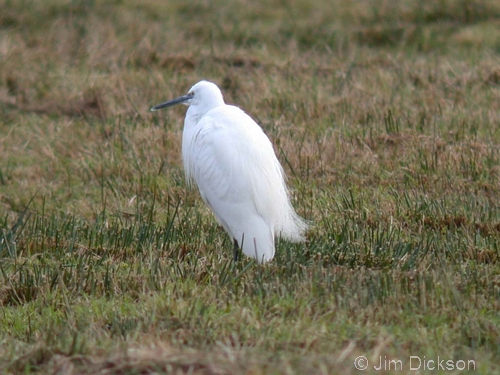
[151,80,307,263]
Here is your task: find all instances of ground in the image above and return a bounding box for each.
[0,0,499,374]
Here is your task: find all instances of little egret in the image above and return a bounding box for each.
[150,80,307,263]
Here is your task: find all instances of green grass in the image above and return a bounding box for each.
[1,0,500,373]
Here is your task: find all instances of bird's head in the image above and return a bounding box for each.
[150,80,224,114]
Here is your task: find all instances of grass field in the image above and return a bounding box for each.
[1,0,500,373]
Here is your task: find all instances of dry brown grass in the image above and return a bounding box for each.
[1,0,500,374]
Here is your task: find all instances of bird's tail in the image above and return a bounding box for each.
[277,206,308,242]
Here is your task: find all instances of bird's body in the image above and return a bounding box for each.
[151,81,307,263]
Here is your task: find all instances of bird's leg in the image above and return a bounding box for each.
[233,238,240,262]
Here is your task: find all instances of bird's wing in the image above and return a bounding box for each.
[188,106,284,214]
[184,106,284,261]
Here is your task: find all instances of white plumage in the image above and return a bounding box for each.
[151,80,307,263]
